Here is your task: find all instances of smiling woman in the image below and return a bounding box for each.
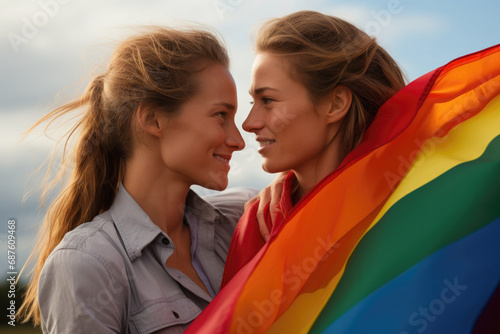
[222,11,405,282]
[153,63,242,191]
[18,26,257,333]
[245,53,353,195]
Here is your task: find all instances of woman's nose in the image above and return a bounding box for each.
[226,122,245,151]
[242,105,265,133]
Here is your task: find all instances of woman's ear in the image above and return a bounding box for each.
[325,85,352,124]
[136,103,162,138]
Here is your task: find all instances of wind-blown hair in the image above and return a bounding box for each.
[19,26,229,325]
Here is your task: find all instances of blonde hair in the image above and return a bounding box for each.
[255,10,406,156]
[19,26,229,325]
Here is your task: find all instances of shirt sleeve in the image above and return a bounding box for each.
[38,248,125,334]
[203,187,260,227]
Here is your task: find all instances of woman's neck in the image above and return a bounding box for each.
[122,149,190,238]
[292,144,344,205]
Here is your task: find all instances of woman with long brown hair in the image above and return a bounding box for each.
[223,10,406,282]
[19,26,256,333]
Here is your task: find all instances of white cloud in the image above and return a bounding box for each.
[0,108,54,157]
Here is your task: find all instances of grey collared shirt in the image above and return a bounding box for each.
[38,185,258,334]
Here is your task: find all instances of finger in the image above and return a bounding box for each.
[258,216,270,242]
[256,187,270,224]
[244,195,259,211]
[269,174,285,221]
[257,187,271,242]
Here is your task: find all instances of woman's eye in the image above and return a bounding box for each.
[249,97,274,105]
[262,97,274,105]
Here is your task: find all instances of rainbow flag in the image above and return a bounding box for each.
[186,44,500,333]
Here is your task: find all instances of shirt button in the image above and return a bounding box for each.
[172,311,179,319]
[162,238,170,246]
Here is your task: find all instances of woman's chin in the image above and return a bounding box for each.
[262,160,287,174]
[211,182,228,191]
[200,172,228,191]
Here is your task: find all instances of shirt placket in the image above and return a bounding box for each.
[155,236,213,304]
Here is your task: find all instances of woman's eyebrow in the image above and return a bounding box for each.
[213,102,235,111]
[249,87,279,95]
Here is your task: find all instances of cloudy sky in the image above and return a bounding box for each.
[1,0,499,279]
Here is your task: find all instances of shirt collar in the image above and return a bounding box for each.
[110,183,220,261]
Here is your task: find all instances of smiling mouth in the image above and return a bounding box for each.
[214,154,231,163]
[258,140,275,147]
[257,139,276,154]
[214,155,229,163]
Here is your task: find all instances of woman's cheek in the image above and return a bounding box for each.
[269,106,297,133]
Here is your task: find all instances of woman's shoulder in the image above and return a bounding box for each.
[203,187,259,224]
[38,211,129,333]
[47,211,127,274]
[204,187,259,205]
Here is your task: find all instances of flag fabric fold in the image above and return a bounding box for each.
[186,43,500,334]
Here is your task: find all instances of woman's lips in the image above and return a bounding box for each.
[256,138,276,154]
